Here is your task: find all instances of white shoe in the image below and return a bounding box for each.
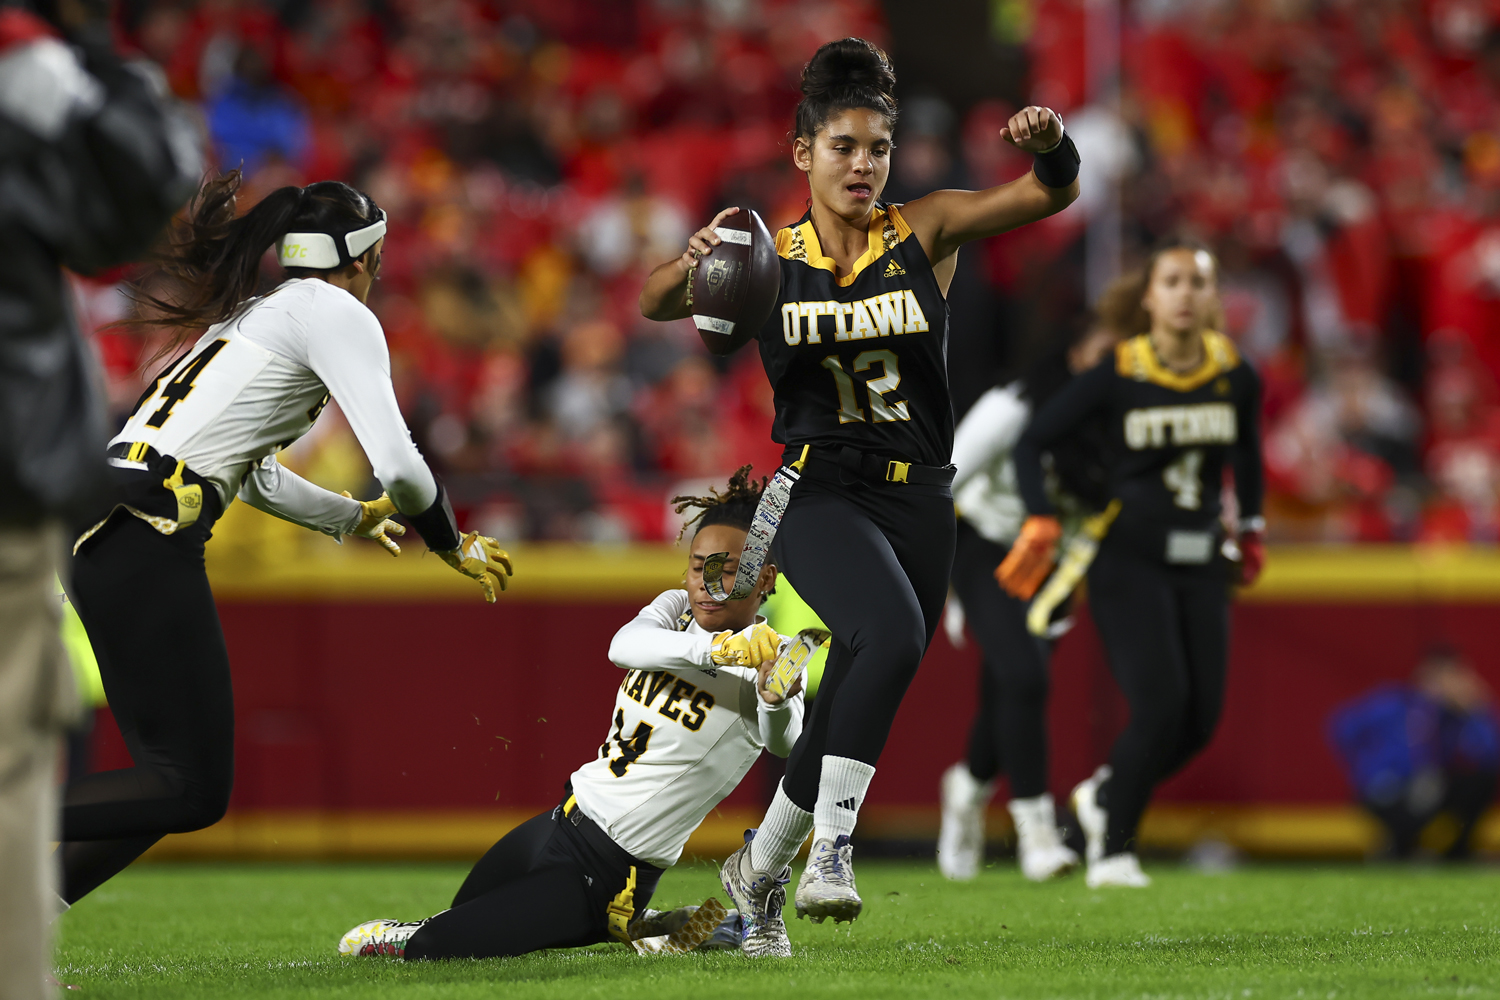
[338,917,429,957]
[1070,765,1111,865]
[795,835,862,923]
[719,831,793,957]
[1086,852,1151,888]
[938,763,994,881]
[1008,794,1080,882]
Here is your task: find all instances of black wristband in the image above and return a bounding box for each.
[406,481,462,552]
[1032,132,1081,189]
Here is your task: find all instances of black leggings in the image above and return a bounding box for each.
[773,474,956,810]
[949,519,1051,798]
[405,806,660,960]
[1087,541,1229,856]
[62,514,234,903]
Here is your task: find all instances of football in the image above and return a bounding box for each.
[689,208,781,339]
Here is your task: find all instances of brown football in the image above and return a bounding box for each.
[689,209,781,340]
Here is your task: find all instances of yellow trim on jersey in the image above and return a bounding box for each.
[1115,331,1240,392]
[775,205,912,288]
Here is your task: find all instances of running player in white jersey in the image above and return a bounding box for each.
[339,469,806,960]
[61,173,511,905]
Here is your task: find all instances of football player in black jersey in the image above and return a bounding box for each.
[640,37,1079,949]
[999,241,1265,889]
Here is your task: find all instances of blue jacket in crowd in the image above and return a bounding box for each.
[1329,685,1500,803]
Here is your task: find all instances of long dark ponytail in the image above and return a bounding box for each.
[128,171,379,360]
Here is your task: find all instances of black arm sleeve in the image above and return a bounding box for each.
[405,480,462,552]
[1013,359,1115,516]
[1232,364,1264,523]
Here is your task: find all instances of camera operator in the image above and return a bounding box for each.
[0,0,198,993]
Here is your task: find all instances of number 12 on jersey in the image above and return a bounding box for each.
[822,349,910,424]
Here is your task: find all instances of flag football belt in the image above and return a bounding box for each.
[74,443,221,553]
[556,795,663,944]
[797,445,956,488]
[701,444,955,603]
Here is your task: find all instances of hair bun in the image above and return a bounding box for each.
[801,37,896,100]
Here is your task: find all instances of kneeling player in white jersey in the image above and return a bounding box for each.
[62,173,511,906]
[339,468,805,960]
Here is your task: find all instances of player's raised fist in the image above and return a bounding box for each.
[1000,106,1064,153]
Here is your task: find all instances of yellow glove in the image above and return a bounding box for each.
[438,530,514,603]
[341,490,406,557]
[709,621,781,668]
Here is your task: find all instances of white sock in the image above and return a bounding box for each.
[812,755,876,844]
[749,780,813,873]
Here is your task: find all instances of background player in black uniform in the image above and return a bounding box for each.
[939,285,1131,883]
[999,242,1265,889]
[640,38,1080,950]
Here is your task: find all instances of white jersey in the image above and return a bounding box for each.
[569,590,804,868]
[952,382,1032,545]
[109,279,436,535]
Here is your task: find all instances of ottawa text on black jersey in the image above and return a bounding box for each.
[1018,331,1263,566]
[755,204,953,468]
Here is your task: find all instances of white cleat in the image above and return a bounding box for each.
[719,831,792,957]
[795,835,862,923]
[337,917,428,957]
[1086,852,1152,888]
[1009,793,1080,882]
[1070,765,1112,866]
[938,763,994,881]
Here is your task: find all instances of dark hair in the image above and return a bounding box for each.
[128,171,380,359]
[795,38,898,140]
[1118,238,1225,336]
[671,465,767,542]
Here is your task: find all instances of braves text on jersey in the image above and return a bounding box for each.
[569,590,804,868]
[755,204,953,468]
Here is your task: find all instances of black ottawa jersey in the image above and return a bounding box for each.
[1015,332,1264,565]
[755,204,953,468]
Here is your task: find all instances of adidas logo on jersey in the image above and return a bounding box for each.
[883,259,906,277]
[835,797,859,810]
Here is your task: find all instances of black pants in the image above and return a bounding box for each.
[1087,540,1229,856]
[950,519,1052,798]
[405,803,661,960]
[61,514,234,903]
[773,472,956,810]
[1363,768,1498,859]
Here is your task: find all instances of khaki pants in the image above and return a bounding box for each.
[0,524,79,1000]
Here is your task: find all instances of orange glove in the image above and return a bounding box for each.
[995,515,1062,599]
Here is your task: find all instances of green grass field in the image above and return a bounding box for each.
[55,859,1499,999]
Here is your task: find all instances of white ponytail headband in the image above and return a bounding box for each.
[276,209,387,270]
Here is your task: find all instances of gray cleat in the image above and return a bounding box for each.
[795,835,862,924]
[719,830,792,957]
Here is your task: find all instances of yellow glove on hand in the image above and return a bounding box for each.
[341,491,405,557]
[438,531,514,603]
[709,621,782,668]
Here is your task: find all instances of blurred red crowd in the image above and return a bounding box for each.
[1023,0,1500,542]
[71,0,1500,544]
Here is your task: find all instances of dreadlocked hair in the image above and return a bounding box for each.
[670,465,767,543]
